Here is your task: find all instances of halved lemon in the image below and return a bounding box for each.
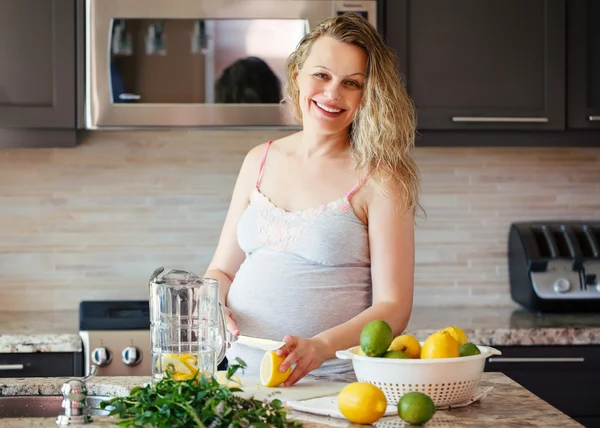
[260,351,291,387]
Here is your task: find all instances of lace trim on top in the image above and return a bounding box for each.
[252,188,353,251]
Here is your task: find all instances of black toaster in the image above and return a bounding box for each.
[508,221,600,313]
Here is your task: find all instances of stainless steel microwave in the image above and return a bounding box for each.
[85,0,378,130]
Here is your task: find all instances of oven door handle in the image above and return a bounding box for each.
[0,364,25,370]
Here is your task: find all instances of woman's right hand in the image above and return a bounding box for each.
[224,306,240,337]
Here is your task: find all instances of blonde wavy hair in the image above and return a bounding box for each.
[284,13,421,215]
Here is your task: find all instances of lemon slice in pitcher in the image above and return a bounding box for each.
[157,354,197,376]
[179,353,197,366]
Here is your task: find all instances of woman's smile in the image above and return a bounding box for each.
[313,100,345,117]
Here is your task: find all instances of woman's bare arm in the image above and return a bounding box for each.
[313,181,415,352]
[203,144,266,309]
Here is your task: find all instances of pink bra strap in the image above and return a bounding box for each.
[346,169,371,198]
[256,140,273,188]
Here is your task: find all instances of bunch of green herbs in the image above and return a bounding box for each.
[99,358,302,427]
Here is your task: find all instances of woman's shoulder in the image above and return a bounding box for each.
[362,175,411,212]
[239,135,294,176]
[245,141,270,163]
[244,133,300,161]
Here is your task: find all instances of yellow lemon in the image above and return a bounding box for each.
[338,382,387,424]
[173,369,211,381]
[157,354,197,375]
[388,334,422,359]
[179,353,197,366]
[216,370,243,388]
[173,372,196,381]
[355,347,366,356]
[260,351,291,387]
[444,326,469,346]
[420,330,460,359]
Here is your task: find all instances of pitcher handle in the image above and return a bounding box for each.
[216,302,228,364]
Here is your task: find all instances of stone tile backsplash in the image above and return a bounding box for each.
[0,130,599,311]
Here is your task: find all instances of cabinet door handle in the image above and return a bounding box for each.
[0,364,24,370]
[588,116,600,122]
[118,93,141,101]
[488,357,584,363]
[451,116,549,123]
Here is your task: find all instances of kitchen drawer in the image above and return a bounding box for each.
[0,352,82,378]
[485,346,600,426]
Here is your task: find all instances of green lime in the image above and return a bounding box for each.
[397,392,436,425]
[459,343,481,357]
[360,320,393,357]
[382,350,410,359]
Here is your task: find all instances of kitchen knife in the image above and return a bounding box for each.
[233,335,285,351]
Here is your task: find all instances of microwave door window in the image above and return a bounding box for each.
[108,18,308,105]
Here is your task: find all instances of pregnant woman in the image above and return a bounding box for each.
[204,13,421,386]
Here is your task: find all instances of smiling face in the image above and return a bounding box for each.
[295,36,367,136]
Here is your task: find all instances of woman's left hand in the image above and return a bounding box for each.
[275,336,330,387]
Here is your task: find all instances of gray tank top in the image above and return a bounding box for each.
[226,141,371,375]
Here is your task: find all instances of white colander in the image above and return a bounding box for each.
[336,344,501,407]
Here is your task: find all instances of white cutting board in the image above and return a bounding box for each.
[233,373,349,404]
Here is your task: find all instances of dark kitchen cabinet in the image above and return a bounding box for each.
[0,0,75,129]
[0,0,81,147]
[0,352,83,378]
[567,1,600,129]
[485,346,600,427]
[386,0,566,131]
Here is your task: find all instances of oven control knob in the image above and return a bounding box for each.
[552,278,571,294]
[122,346,142,366]
[91,347,112,367]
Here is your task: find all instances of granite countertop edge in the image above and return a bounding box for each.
[3,306,600,354]
[406,327,600,346]
[3,327,600,354]
[0,376,144,397]
[0,334,82,353]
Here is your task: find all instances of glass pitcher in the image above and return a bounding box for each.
[149,267,227,383]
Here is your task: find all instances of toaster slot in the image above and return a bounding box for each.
[589,227,600,256]
[531,227,555,259]
[574,227,599,258]
[549,227,575,259]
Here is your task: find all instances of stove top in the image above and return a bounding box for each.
[79,300,150,331]
[79,300,152,377]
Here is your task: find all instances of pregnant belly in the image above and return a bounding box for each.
[226,255,371,341]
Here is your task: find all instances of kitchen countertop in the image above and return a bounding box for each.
[0,372,582,427]
[2,305,600,354]
[405,305,600,346]
[0,311,81,353]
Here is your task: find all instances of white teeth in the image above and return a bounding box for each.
[316,102,342,113]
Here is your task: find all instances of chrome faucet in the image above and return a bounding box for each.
[56,365,99,425]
